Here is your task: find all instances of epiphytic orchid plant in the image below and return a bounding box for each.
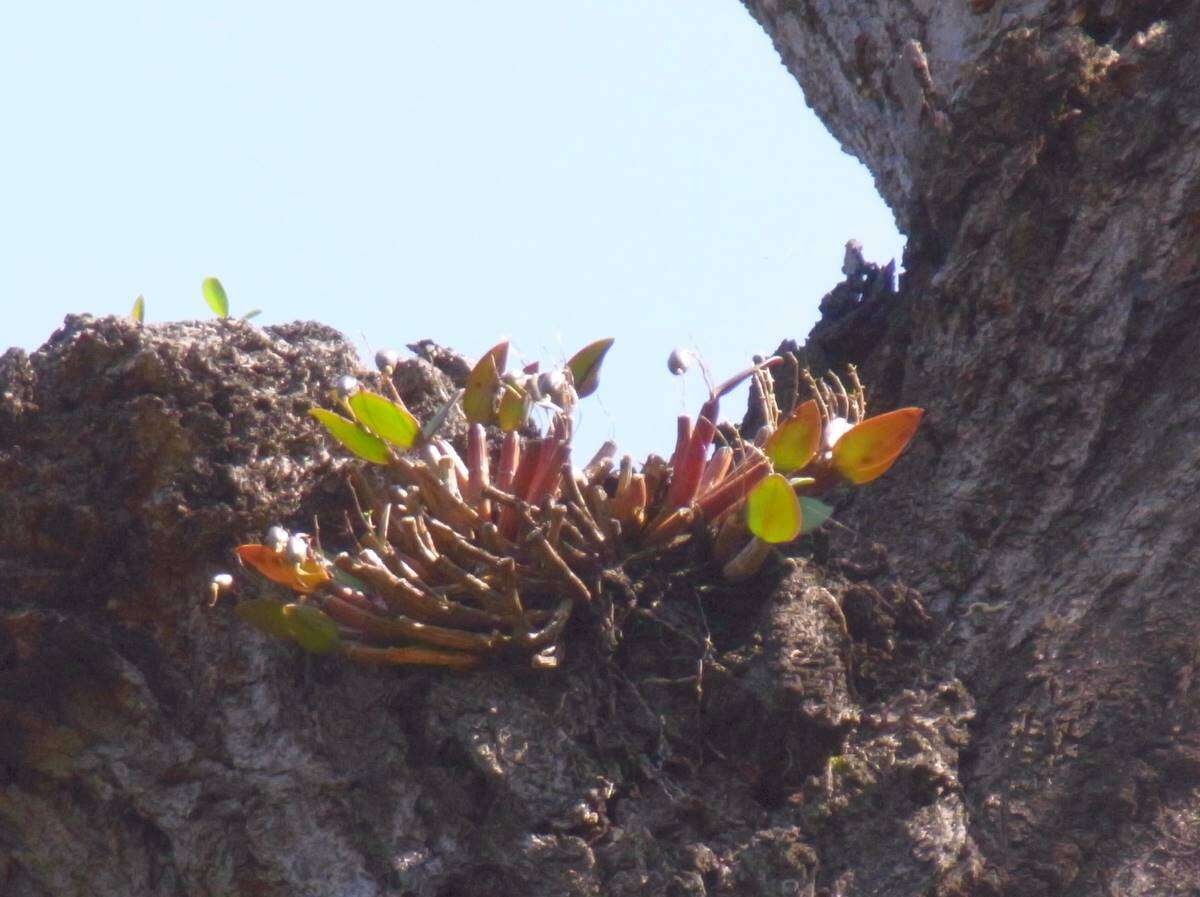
[216,341,921,670]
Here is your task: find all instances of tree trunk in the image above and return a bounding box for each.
[4,6,1200,897]
[744,2,1200,893]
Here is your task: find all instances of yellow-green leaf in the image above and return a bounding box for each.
[831,407,924,485]
[130,295,145,323]
[282,603,342,654]
[202,277,229,318]
[566,338,614,398]
[309,408,391,463]
[497,382,529,432]
[463,349,501,424]
[348,391,420,448]
[235,598,294,641]
[764,399,822,473]
[746,472,803,544]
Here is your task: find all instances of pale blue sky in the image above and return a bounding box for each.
[1,1,903,459]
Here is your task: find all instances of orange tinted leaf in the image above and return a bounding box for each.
[236,544,330,592]
[745,473,803,544]
[764,399,822,473]
[566,338,614,398]
[831,407,924,485]
[348,391,420,448]
[309,408,391,463]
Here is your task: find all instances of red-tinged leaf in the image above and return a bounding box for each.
[462,351,501,424]
[694,456,769,521]
[746,473,803,544]
[342,643,481,670]
[347,391,420,448]
[309,408,391,463]
[496,430,520,491]
[234,597,293,641]
[764,399,822,473]
[711,356,783,400]
[465,423,491,504]
[566,337,614,398]
[669,416,692,471]
[666,408,716,509]
[236,544,330,592]
[526,439,568,507]
[697,446,733,496]
[611,473,647,528]
[281,603,341,654]
[496,382,530,432]
[831,407,924,485]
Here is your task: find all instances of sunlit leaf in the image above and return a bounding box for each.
[746,472,803,544]
[797,497,834,534]
[348,391,420,448]
[497,382,530,432]
[764,399,822,473]
[831,407,924,485]
[282,603,341,654]
[309,408,391,463]
[566,338,614,398]
[234,597,293,641]
[236,544,331,592]
[242,309,262,321]
[130,295,145,323]
[462,343,507,424]
[202,277,229,318]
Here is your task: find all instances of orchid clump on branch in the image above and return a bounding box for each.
[217,339,922,670]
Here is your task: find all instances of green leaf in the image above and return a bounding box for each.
[566,338,614,399]
[420,388,463,442]
[242,309,262,321]
[130,295,145,323]
[348,391,420,448]
[309,408,391,463]
[282,603,342,654]
[235,598,294,641]
[797,497,834,534]
[496,382,530,432]
[463,350,501,424]
[746,472,803,544]
[202,277,230,318]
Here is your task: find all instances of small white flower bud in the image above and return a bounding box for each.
[335,375,360,399]
[667,348,694,376]
[264,526,289,551]
[375,349,401,372]
[286,533,310,564]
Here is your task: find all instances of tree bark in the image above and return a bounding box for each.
[5,6,1200,897]
[745,2,1200,893]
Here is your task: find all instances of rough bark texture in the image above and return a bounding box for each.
[4,3,1200,895]
[0,316,959,897]
[744,1,1200,894]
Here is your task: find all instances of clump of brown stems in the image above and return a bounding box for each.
[217,341,921,670]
